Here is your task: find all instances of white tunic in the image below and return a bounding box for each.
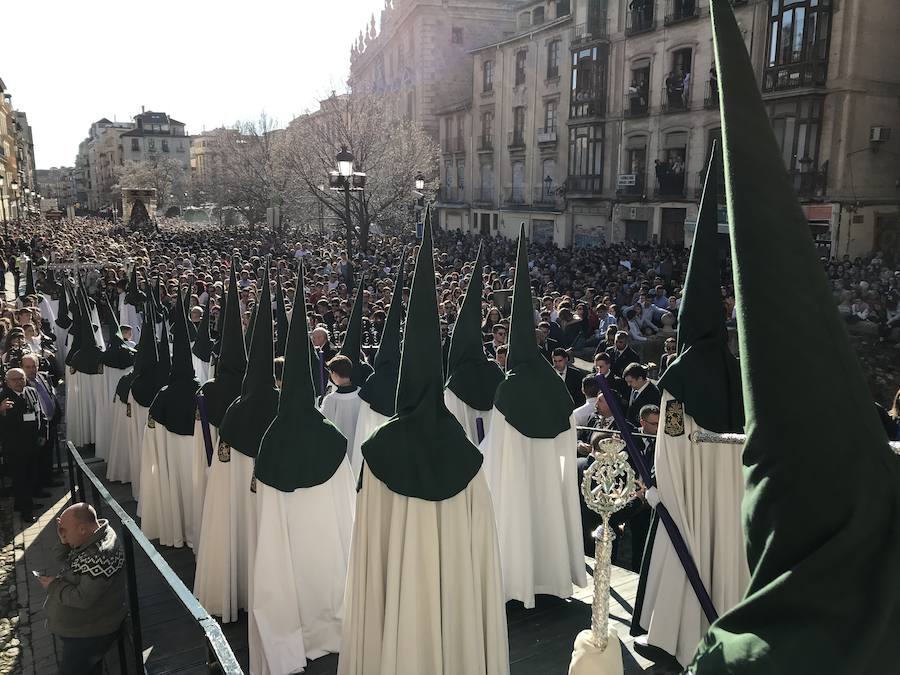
[636,391,750,666]
[482,411,586,608]
[349,402,390,482]
[127,402,151,500]
[337,466,509,675]
[64,370,97,447]
[193,444,257,623]
[106,399,132,483]
[444,389,493,446]
[250,459,355,674]
[94,366,128,461]
[118,295,142,344]
[320,388,363,453]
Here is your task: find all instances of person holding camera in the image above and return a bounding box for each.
[0,367,47,520]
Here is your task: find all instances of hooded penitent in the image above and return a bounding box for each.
[686,3,900,673]
[192,295,214,383]
[100,293,137,371]
[445,243,504,442]
[21,259,36,298]
[274,271,289,359]
[357,250,407,417]
[54,277,73,331]
[150,288,200,436]
[67,282,103,375]
[482,223,586,608]
[338,279,373,387]
[129,284,162,408]
[121,265,145,343]
[338,205,509,675]
[631,145,749,667]
[94,292,137,461]
[200,260,247,427]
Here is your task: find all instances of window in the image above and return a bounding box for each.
[619,136,648,196]
[456,115,464,146]
[541,159,557,199]
[626,58,651,116]
[568,124,604,192]
[664,48,692,111]
[533,7,545,25]
[571,46,606,118]
[161,139,170,153]
[544,100,557,132]
[547,40,560,78]
[515,51,527,86]
[480,163,494,196]
[452,27,463,44]
[131,139,139,151]
[481,112,494,149]
[512,107,526,145]
[483,61,494,92]
[457,161,465,194]
[148,138,156,151]
[406,91,414,120]
[511,161,525,203]
[768,96,824,195]
[444,160,453,198]
[764,0,831,91]
[656,132,688,196]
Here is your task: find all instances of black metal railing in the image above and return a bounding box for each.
[703,80,718,109]
[565,176,603,194]
[65,442,243,675]
[661,84,690,113]
[616,172,647,198]
[653,173,687,199]
[665,0,700,25]
[507,131,526,149]
[478,135,493,152]
[790,167,828,197]
[533,187,563,208]
[570,91,606,119]
[624,91,650,118]
[625,4,655,35]
[762,59,828,93]
[572,15,609,44]
[694,168,726,199]
[537,126,558,143]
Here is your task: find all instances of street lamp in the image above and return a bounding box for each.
[10,180,19,224]
[328,145,367,281]
[0,177,6,232]
[336,146,354,179]
[415,173,425,191]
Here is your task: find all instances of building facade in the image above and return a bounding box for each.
[36,166,77,210]
[433,0,900,258]
[121,110,190,168]
[0,79,16,222]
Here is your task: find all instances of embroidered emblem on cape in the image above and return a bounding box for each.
[126,403,132,418]
[69,366,76,375]
[147,416,156,429]
[69,547,125,579]
[250,474,257,493]
[97,364,104,374]
[217,440,231,463]
[665,400,685,437]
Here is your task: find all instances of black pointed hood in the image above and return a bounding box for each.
[358,250,407,416]
[363,206,482,501]
[338,278,373,386]
[192,295,214,363]
[55,278,73,330]
[256,261,347,491]
[124,265,146,307]
[446,243,504,411]
[201,260,247,426]
[150,287,200,435]
[99,292,136,370]
[22,259,36,298]
[68,281,103,375]
[219,260,280,459]
[155,314,171,393]
[130,285,162,407]
[493,224,572,438]
[274,271,289,358]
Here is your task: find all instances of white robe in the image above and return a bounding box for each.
[127,402,151,500]
[349,402,390,483]
[320,389,363,454]
[95,366,129,461]
[444,389,493,446]
[191,422,216,549]
[52,324,69,366]
[193,445,257,623]
[106,398,132,483]
[636,392,750,666]
[337,466,509,675]
[64,370,97,447]
[482,411,586,608]
[251,460,355,675]
[118,295,142,344]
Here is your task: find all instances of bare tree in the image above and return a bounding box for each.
[280,92,438,252]
[115,156,187,213]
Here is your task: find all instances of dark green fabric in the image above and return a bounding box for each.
[130,287,162,407]
[688,3,900,673]
[155,319,171,392]
[99,293,136,370]
[220,261,279,459]
[68,283,103,375]
[338,278,373,386]
[201,261,247,427]
[658,147,744,433]
[124,266,145,307]
[358,251,407,416]
[446,244,504,411]
[274,272,288,358]
[256,261,346,491]
[363,206,482,501]
[191,295,214,363]
[55,280,72,331]
[22,260,35,298]
[115,370,136,405]
[493,224,571,438]
[150,285,200,436]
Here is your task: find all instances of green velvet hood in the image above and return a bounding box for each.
[55,279,72,331]
[274,272,289,358]
[67,280,103,375]
[99,292,136,370]
[129,286,162,408]
[338,278,374,386]
[191,295,214,363]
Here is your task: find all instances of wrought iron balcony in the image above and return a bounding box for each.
[572,15,609,45]
[472,188,495,205]
[503,186,527,205]
[625,4,655,36]
[661,84,690,114]
[624,91,650,118]
[536,127,558,144]
[570,91,606,119]
[763,59,828,93]
[616,173,646,199]
[533,187,563,209]
[653,170,687,199]
[478,135,493,152]
[790,165,828,198]
[703,80,719,109]
[665,0,699,25]
[507,131,526,150]
[565,176,603,194]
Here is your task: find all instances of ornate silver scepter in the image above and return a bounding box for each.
[580,435,638,650]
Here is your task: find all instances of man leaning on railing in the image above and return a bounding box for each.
[37,503,128,675]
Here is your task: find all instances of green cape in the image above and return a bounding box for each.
[192,295,214,363]
[339,278,374,386]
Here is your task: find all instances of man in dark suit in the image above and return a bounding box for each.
[606,331,641,378]
[536,321,558,363]
[483,324,507,359]
[623,362,661,427]
[593,352,630,401]
[551,347,585,407]
[0,367,47,521]
[22,353,63,489]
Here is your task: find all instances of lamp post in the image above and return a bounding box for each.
[10,180,19,224]
[328,145,367,281]
[414,173,426,238]
[0,177,7,234]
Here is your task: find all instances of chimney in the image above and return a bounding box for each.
[141,105,145,114]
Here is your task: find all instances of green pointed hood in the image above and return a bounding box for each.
[688,3,900,673]
[219,261,280,459]
[64,282,82,366]
[68,281,103,375]
[125,265,146,306]
[201,260,247,426]
[338,277,373,386]
[55,278,73,330]
[274,272,289,358]
[22,259,36,298]
[256,261,347,491]
[116,302,153,404]
[130,285,162,407]
[493,224,572,438]
[363,206,482,501]
[150,285,200,435]
[192,295,214,362]
[357,250,407,416]
[658,145,744,433]
[99,292,136,370]
[446,243,504,411]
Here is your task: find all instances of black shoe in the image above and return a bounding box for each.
[33,491,51,499]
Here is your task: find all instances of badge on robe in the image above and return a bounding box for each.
[217,440,231,463]
[665,400,685,437]
[126,403,132,418]
[147,416,156,429]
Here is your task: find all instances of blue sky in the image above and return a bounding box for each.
[3,0,384,168]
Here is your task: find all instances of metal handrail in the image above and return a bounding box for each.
[65,441,243,674]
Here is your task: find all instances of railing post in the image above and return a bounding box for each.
[121,529,145,673]
[66,444,77,503]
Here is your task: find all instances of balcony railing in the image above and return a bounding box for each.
[537,127,558,144]
[472,188,495,205]
[507,131,526,149]
[661,84,690,113]
[570,91,606,119]
[533,187,564,209]
[624,91,650,118]
[625,4,655,36]
[763,59,828,93]
[565,176,603,194]
[653,170,687,199]
[665,0,700,25]
[703,80,719,109]
[504,186,527,205]
[616,173,647,198]
[790,165,828,198]
[478,135,494,152]
[572,15,609,44]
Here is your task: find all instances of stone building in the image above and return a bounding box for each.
[121,110,190,168]
[0,78,17,221]
[36,166,77,209]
